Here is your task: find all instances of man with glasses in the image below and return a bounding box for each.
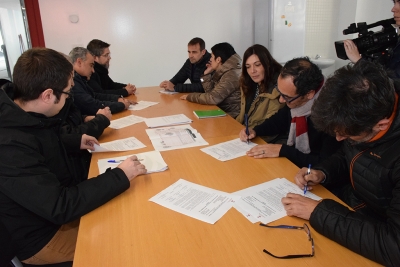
[239,57,339,168]
[0,48,147,264]
[87,39,136,96]
[284,60,400,267]
[70,47,131,115]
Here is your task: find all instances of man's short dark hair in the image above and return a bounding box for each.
[311,60,396,136]
[87,39,110,57]
[188,37,205,51]
[13,48,73,102]
[281,57,323,96]
[211,42,236,64]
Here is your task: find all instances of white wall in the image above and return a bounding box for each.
[38,0,254,87]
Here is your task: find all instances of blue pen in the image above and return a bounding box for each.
[304,164,311,194]
[245,113,249,144]
[108,159,143,163]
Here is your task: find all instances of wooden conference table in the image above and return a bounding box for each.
[73,87,379,267]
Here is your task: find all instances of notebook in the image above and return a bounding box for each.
[193,109,226,119]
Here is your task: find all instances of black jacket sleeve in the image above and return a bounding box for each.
[72,81,125,115]
[62,114,110,139]
[174,82,205,93]
[170,59,205,93]
[88,72,129,97]
[253,106,290,137]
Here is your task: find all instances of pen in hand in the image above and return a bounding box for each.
[304,164,311,195]
[108,159,144,163]
[245,113,249,144]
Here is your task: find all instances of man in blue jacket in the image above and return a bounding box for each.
[283,60,400,267]
[0,48,146,264]
[159,37,211,93]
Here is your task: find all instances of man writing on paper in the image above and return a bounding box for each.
[239,57,340,168]
[283,61,400,266]
[87,39,136,96]
[0,48,147,264]
[159,37,211,93]
[69,47,131,115]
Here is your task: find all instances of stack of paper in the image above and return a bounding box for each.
[98,150,168,174]
[144,114,192,128]
[193,109,226,119]
[159,90,179,95]
[201,138,257,161]
[109,115,146,129]
[233,178,321,224]
[145,125,208,151]
[128,100,159,110]
[91,137,146,152]
[149,179,240,224]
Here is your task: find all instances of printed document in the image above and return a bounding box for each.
[146,125,208,151]
[201,138,257,161]
[233,178,321,224]
[97,150,168,174]
[109,115,146,129]
[92,137,146,152]
[149,178,240,224]
[128,100,159,110]
[144,114,192,128]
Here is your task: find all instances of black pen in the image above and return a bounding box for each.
[245,113,249,144]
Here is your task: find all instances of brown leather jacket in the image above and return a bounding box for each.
[186,53,241,118]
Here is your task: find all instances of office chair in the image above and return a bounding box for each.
[10,257,72,267]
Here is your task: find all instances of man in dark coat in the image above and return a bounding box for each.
[0,48,146,264]
[282,60,400,267]
[159,37,211,93]
[69,47,131,115]
[87,39,136,96]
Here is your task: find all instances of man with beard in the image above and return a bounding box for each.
[87,39,136,97]
[282,60,400,266]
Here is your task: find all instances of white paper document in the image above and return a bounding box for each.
[92,137,146,152]
[200,138,258,161]
[128,100,159,110]
[149,178,240,224]
[144,114,192,128]
[233,178,321,224]
[145,125,208,151]
[109,115,146,129]
[97,150,168,174]
[159,90,178,95]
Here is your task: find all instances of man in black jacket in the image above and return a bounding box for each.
[69,47,131,115]
[283,61,400,267]
[159,37,211,93]
[239,57,340,168]
[0,48,146,264]
[87,39,136,96]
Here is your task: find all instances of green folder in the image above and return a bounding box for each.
[193,109,227,119]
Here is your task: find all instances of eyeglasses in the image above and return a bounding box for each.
[100,53,111,58]
[275,84,302,103]
[260,223,314,259]
[53,89,73,99]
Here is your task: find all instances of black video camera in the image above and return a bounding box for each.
[335,18,398,60]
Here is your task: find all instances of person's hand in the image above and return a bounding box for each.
[239,128,256,141]
[163,81,175,91]
[159,80,167,88]
[246,144,282,158]
[80,134,99,150]
[281,193,319,220]
[294,168,325,191]
[117,155,147,181]
[118,97,131,109]
[84,116,95,122]
[96,107,112,120]
[203,63,213,75]
[125,83,136,95]
[343,40,362,63]
[180,94,188,100]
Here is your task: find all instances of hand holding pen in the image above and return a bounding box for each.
[245,113,250,144]
[304,164,311,195]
